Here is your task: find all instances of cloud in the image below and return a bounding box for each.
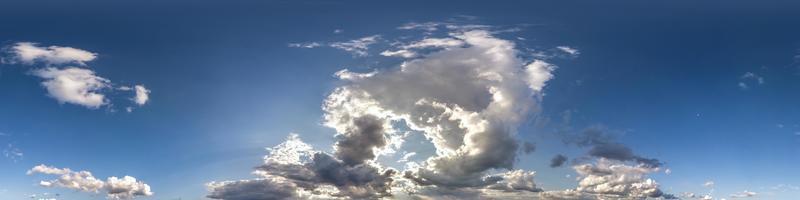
[6,42,97,65]
[329,35,380,56]
[730,190,757,198]
[3,42,151,111]
[522,142,536,154]
[738,72,764,90]
[381,37,466,58]
[207,134,396,199]
[325,29,554,190]
[27,164,152,199]
[287,42,322,49]
[133,85,150,105]
[704,180,715,188]
[397,22,442,32]
[212,24,555,199]
[3,144,23,162]
[556,46,580,56]
[549,154,567,168]
[33,67,110,109]
[541,158,669,199]
[206,178,297,200]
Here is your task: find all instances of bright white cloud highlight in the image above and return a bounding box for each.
[133,85,150,105]
[33,67,110,109]
[27,165,152,199]
[9,42,97,65]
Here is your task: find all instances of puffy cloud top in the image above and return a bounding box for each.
[27,164,153,199]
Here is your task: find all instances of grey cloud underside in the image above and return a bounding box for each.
[549,154,567,168]
[567,126,663,168]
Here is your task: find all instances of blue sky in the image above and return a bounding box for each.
[2,0,800,199]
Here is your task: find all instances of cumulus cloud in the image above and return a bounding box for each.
[541,158,669,199]
[33,67,110,109]
[6,42,97,65]
[3,42,151,111]
[325,29,554,191]
[207,134,396,199]
[212,24,555,199]
[133,85,150,105]
[27,164,152,199]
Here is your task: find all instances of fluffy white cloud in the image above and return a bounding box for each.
[33,67,110,109]
[8,42,97,65]
[4,42,152,110]
[133,85,150,105]
[27,165,153,199]
[540,159,668,199]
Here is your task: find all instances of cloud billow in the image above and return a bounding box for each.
[209,22,646,199]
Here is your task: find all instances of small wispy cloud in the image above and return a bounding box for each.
[739,72,764,90]
[329,35,380,57]
[287,42,322,49]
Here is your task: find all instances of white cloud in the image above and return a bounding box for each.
[329,35,380,56]
[8,42,97,65]
[5,42,152,110]
[730,190,757,198]
[541,158,667,199]
[381,37,465,58]
[556,46,580,56]
[397,22,442,32]
[212,24,556,199]
[287,42,322,49]
[133,85,150,105]
[33,67,110,109]
[27,165,153,199]
[739,72,764,90]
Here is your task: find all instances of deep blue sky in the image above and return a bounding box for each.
[2,0,800,199]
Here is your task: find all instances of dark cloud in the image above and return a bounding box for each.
[565,126,662,168]
[549,154,567,168]
[207,179,296,200]
[334,115,387,166]
[522,142,536,154]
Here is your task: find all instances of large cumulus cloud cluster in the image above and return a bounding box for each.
[209,24,553,199]
[27,164,153,199]
[2,42,150,110]
[210,22,672,200]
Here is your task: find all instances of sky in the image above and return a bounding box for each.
[1,0,800,199]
